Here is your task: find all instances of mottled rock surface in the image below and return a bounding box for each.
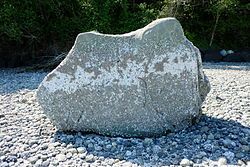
[36,18,210,137]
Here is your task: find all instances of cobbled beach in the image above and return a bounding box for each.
[0,63,249,167]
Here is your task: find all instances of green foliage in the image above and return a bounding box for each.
[159,0,249,49]
[0,0,249,65]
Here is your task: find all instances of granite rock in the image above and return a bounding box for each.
[36,18,210,137]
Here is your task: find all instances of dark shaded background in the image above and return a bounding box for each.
[0,0,249,67]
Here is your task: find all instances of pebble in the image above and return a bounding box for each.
[85,154,94,162]
[66,152,72,159]
[1,162,9,167]
[241,145,249,152]
[180,158,193,166]
[79,153,87,159]
[42,160,50,166]
[207,133,214,140]
[223,139,236,148]
[28,156,38,164]
[235,152,244,158]
[0,64,250,166]
[34,159,43,166]
[125,150,132,157]
[56,154,66,162]
[77,147,87,153]
[40,154,48,161]
[218,157,227,166]
[223,151,235,160]
[201,126,209,132]
[152,145,161,153]
[67,148,78,154]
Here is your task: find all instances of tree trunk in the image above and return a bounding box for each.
[209,12,220,47]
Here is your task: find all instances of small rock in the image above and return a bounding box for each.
[201,126,209,132]
[85,154,94,162]
[105,144,112,150]
[21,98,28,103]
[68,148,77,154]
[34,159,43,166]
[223,151,235,160]
[111,142,117,148]
[223,139,236,148]
[28,156,38,164]
[87,143,94,149]
[207,133,214,140]
[77,147,87,153]
[125,150,132,157]
[203,143,213,152]
[56,154,66,162]
[40,155,48,161]
[241,145,249,152]
[227,50,234,55]
[75,137,83,146]
[6,155,17,163]
[52,142,61,147]
[5,136,12,142]
[42,160,50,166]
[79,153,86,159]
[238,160,247,166]
[122,161,133,167]
[143,138,153,145]
[152,145,161,153]
[66,143,74,149]
[94,145,102,151]
[66,152,72,159]
[40,143,48,150]
[1,162,9,167]
[180,158,193,166]
[196,151,207,159]
[235,152,244,158]
[220,50,227,56]
[218,157,227,166]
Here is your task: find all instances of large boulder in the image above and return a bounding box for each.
[37,18,210,137]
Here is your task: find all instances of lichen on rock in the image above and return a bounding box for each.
[36,18,210,137]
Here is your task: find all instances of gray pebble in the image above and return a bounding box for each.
[85,154,94,162]
[56,154,66,162]
[223,151,235,160]
[77,146,87,154]
[1,162,9,167]
[218,157,227,166]
[180,158,193,166]
[207,133,214,140]
[28,156,38,164]
[67,148,77,154]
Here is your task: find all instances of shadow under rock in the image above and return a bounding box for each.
[53,115,250,166]
[0,69,47,95]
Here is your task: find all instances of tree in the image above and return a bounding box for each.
[209,0,238,46]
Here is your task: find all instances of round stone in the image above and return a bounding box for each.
[218,157,227,166]
[56,154,66,162]
[180,158,193,166]
[34,159,43,166]
[241,145,249,152]
[66,152,72,159]
[125,151,132,157]
[28,156,38,164]
[207,133,214,140]
[77,147,87,153]
[68,148,77,154]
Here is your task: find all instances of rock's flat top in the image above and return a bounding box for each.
[37,18,209,137]
[0,63,249,166]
